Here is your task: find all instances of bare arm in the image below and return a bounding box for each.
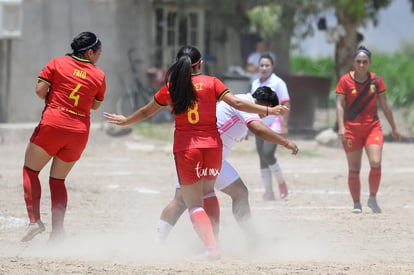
[35,81,50,99]
[104,100,163,126]
[247,120,298,154]
[280,100,290,137]
[222,92,288,116]
[92,99,102,110]
[336,94,346,141]
[245,64,258,73]
[378,93,401,141]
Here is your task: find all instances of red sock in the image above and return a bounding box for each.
[189,206,217,250]
[348,171,361,203]
[203,192,220,237]
[49,177,67,232]
[369,167,381,197]
[23,166,41,223]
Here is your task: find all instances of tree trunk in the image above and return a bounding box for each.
[271,5,295,75]
[334,12,358,81]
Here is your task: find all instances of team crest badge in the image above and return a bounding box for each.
[351,89,357,94]
[347,139,353,148]
[370,84,376,93]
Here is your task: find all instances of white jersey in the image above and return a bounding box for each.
[216,94,261,158]
[250,73,290,133]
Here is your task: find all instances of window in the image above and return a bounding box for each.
[153,6,206,68]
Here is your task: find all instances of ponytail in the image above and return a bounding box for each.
[167,46,201,115]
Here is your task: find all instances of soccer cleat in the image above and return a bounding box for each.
[367,196,382,213]
[196,248,221,261]
[278,182,288,199]
[262,191,276,201]
[352,202,362,214]
[21,220,45,242]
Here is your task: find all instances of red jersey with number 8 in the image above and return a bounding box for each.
[37,55,106,132]
[154,73,229,152]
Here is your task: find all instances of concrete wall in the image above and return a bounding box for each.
[2,0,243,123]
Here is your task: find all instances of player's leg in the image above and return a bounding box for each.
[201,148,222,239]
[217,160,258,250]
[181,180,218,252]
[47,130,87,242]
[48,157,77,242]
[365,122,384,213]
[345,150,363,213]
[343,124,364,213]
[175,149,220,259]
[255,137,274,200]
[262,140,288,199]
[220,178,258,246]
[155,188,186,244]
[217,160,251,224]
[21,142,52,241]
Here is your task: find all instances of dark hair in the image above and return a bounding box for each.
[69,32,101,58]
[353,45,371,59]
[166,45,201,115]
[252,86,279,106]
[259,53,274,65]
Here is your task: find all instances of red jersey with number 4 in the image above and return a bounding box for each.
[154,73,229,152]
[38,55,106,132]
[336,72,386,123]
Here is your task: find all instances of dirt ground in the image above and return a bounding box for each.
[1,122,413,275]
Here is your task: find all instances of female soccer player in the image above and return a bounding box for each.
[336,46,400,213]
[154,86,299,249]
[104,45,287,260]
[250,54,291,200]
[21,32,106,242]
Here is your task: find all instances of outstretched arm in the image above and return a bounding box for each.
[104,100,163,126]
[247,120,299,155]
[222,92,288,116]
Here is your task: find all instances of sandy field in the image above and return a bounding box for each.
[0,122,413,275]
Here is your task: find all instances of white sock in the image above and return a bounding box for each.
[268,162,285,185]
[154,219,173,244]
[260,168,273,193]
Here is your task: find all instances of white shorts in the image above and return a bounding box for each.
[175,159,240,191]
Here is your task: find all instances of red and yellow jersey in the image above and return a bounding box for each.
[154,73,229,152]
[37,55,106,132]
[336,71,386,123]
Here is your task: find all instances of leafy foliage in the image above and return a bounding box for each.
[247,4,282,39]
[290,43,414,108]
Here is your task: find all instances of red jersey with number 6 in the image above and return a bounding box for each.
[37,55,106,132]
[154,73,229,152]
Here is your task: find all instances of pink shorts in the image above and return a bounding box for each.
[343,120,383,152]
[30,124,89,162]
[174,147,222,186]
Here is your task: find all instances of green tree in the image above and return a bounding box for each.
[192,0,414,79]
[332,0,392,79]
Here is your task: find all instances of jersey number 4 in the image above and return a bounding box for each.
[69,84,82,107]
